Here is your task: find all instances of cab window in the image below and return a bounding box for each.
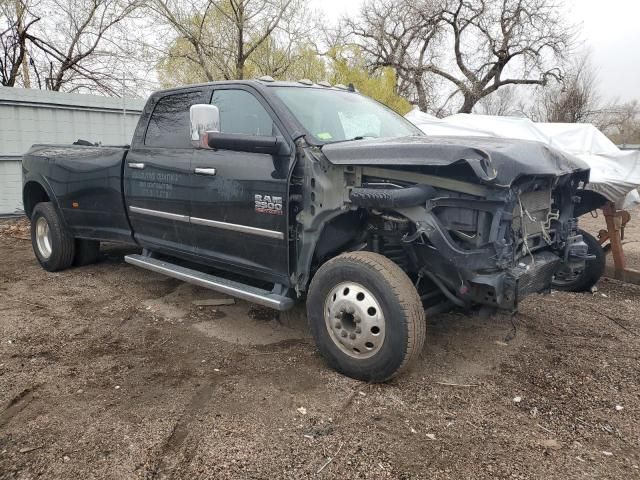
[145,91,204,148]
[211,89,279,137]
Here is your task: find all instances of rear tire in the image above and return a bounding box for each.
[30,202,75,272]
[552,229,605,292]
[307,251,426,382]
[73,239,100,266]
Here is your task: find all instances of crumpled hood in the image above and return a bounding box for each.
[321,135,590,186]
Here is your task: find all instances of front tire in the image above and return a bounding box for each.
[307,252,426,382]
[30,202,75,272]
[552,229,605,292]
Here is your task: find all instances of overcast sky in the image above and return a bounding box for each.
[310,0,640,103]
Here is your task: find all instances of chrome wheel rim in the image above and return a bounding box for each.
[35,216,52,259]
[324,282,386,359]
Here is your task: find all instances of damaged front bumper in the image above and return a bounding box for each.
[464,251,561,310]
[398,205,589,311]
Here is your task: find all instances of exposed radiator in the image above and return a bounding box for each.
[512,189,552,236]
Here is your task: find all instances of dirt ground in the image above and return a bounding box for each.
[1,214,639,480]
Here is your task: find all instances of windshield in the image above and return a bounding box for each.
[271,87,423,143]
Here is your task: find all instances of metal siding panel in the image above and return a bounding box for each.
[0,161,23,214]
[0,89,147,213]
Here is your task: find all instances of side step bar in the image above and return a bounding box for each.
[125,254,295,311]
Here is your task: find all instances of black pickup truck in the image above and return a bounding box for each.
[22,78,597,382]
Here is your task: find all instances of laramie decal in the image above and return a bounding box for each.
[255,194,283,215]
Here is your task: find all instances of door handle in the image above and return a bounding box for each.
[194,167,217,176]
[128,162,145,169]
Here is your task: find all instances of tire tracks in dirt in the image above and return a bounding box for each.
[0,386,40,429]
[147,373,230,480]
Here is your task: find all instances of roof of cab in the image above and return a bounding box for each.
[152,79,353,97]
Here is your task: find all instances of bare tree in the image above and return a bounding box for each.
[436,0,572,113]
[346,0,441,111]
[352,0,573,114]
[0,0,40,86]
[598,100,640,146]
[152,0,309,82]
[24,0,142,94]
[533,53,600,123]
[477,85,524,116]
[237,4,320,79]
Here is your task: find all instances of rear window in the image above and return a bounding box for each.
[145,91,204,148]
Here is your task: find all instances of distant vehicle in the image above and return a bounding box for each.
[22,78,598,381]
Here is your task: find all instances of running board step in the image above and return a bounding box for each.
[125,254,295,311]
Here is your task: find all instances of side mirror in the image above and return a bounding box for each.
[190,104,220,148]
[208,132,282,155]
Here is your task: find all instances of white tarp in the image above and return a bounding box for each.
[405,110,640,208]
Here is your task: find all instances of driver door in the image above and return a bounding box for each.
[190,86,292,284]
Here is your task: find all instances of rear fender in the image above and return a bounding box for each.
[22,175,65,224]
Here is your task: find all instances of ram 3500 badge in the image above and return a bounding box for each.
[255,194,284,215]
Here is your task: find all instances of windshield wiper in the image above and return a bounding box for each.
[348,135,377,141]
[320,135,378,146]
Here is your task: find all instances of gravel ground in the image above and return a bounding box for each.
[0,216,639,479]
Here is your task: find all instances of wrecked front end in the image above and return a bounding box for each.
[391,171,589,311]
[296,136,591,313]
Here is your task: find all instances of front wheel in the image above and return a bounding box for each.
[552,229,605,292]
[306,252,426,382]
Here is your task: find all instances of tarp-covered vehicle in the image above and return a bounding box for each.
[23,79,593,381]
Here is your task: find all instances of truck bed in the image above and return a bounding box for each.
[22,144,134,243]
